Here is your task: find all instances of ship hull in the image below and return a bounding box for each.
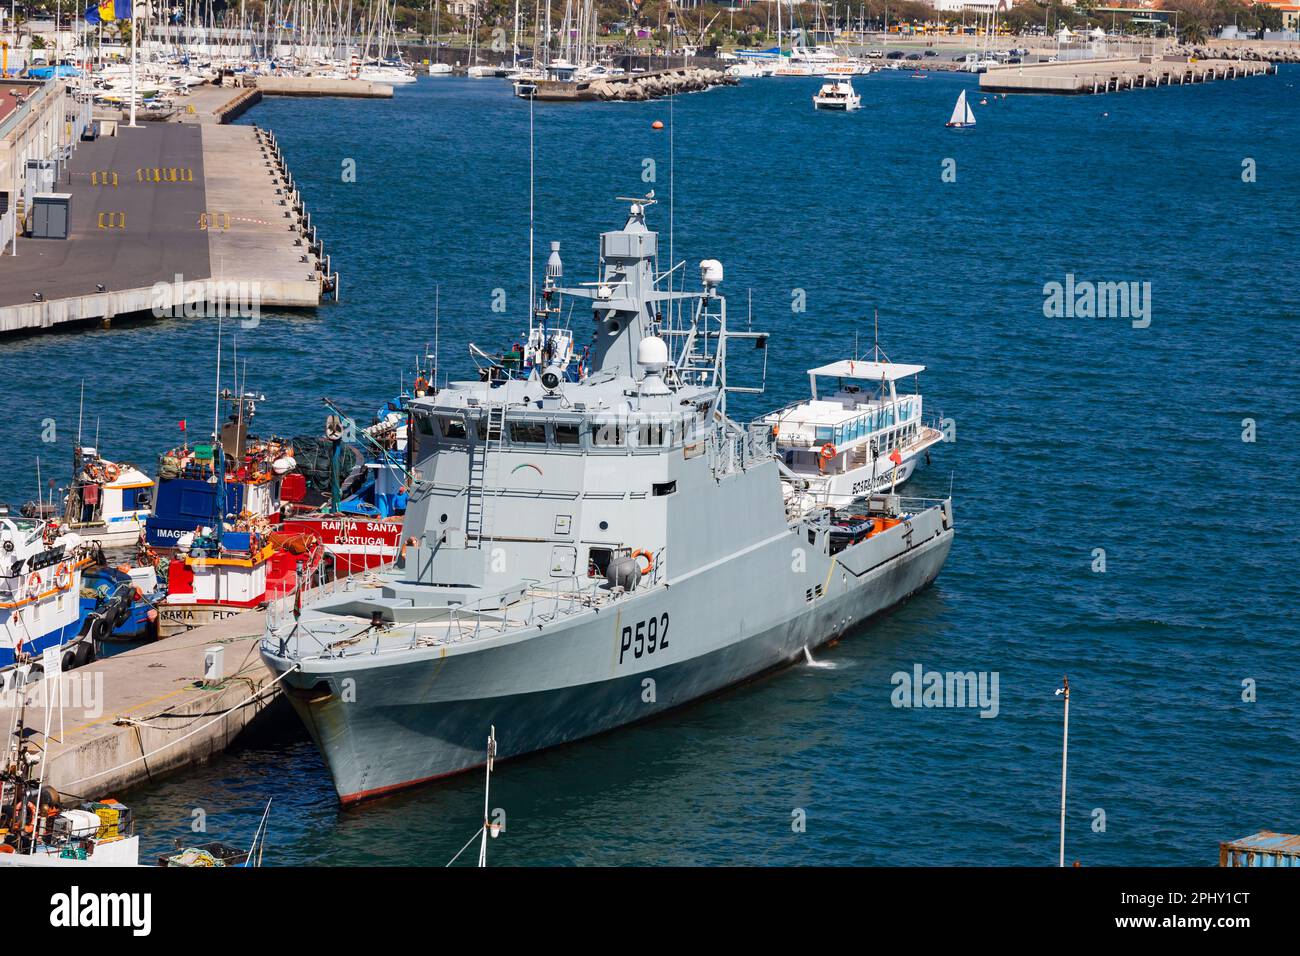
[265,516,953,804]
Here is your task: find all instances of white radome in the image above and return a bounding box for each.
[699,259,724,286]
[637,335,669,371]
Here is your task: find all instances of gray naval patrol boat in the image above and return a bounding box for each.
[261,196,955,803]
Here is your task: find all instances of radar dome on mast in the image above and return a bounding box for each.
[636,336,671,396]
[700,259,724,289]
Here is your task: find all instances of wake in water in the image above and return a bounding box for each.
[802,646,838,669]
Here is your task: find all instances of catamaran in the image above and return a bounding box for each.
[813,79,861,111]
[946,89,976,128]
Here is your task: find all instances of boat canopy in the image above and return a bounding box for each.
[808,360,925,382]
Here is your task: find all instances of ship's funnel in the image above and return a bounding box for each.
[546,241,563,280]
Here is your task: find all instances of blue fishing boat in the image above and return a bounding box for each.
[79,565,161,643]
[143,389,295,551]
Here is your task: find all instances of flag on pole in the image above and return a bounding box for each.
[889,448,902,467]
[179,419,186,431]
[84,0,132,23]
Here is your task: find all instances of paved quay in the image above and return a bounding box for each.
[0,119,331,335]
[6,573,376,800]
[10,608,278,802]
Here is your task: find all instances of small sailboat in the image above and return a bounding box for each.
[946,89,976,128]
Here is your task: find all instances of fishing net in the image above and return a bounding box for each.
[290,437,363,495]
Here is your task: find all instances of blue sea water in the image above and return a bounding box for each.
[2,69,1297,865]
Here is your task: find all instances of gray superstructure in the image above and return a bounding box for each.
[260,197,955,803]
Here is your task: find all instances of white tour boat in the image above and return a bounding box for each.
[764,359,944,514]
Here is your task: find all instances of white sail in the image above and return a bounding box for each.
[964,95,976,125]
[949,89,971,126]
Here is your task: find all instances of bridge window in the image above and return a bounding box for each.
[592,424,624,448]
[437,416,467,440]
[553,423,581,446]
[510,421,547,444]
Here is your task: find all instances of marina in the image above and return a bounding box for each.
[0,0,1296,911]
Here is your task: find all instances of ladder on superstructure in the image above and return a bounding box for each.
[466,403,504,547]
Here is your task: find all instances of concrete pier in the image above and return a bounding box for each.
[254,75,394,98]
[0,120,330,335]
[8,609,280,801]
[980,55,1274,95]
[176,83,264,125]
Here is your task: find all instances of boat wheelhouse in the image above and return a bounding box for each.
[764,359,944,514]
[158,523,322,638]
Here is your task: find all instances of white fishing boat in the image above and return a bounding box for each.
[813,78,861,111]
[764,359,944,515]
[0,518,95,670]
[946,89,976,128]
[62,447,154,550]
[427,63,453,76]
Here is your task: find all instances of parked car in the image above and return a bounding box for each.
[886,50,905,59]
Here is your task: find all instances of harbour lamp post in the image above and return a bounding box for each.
[1055,676,1070,867]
